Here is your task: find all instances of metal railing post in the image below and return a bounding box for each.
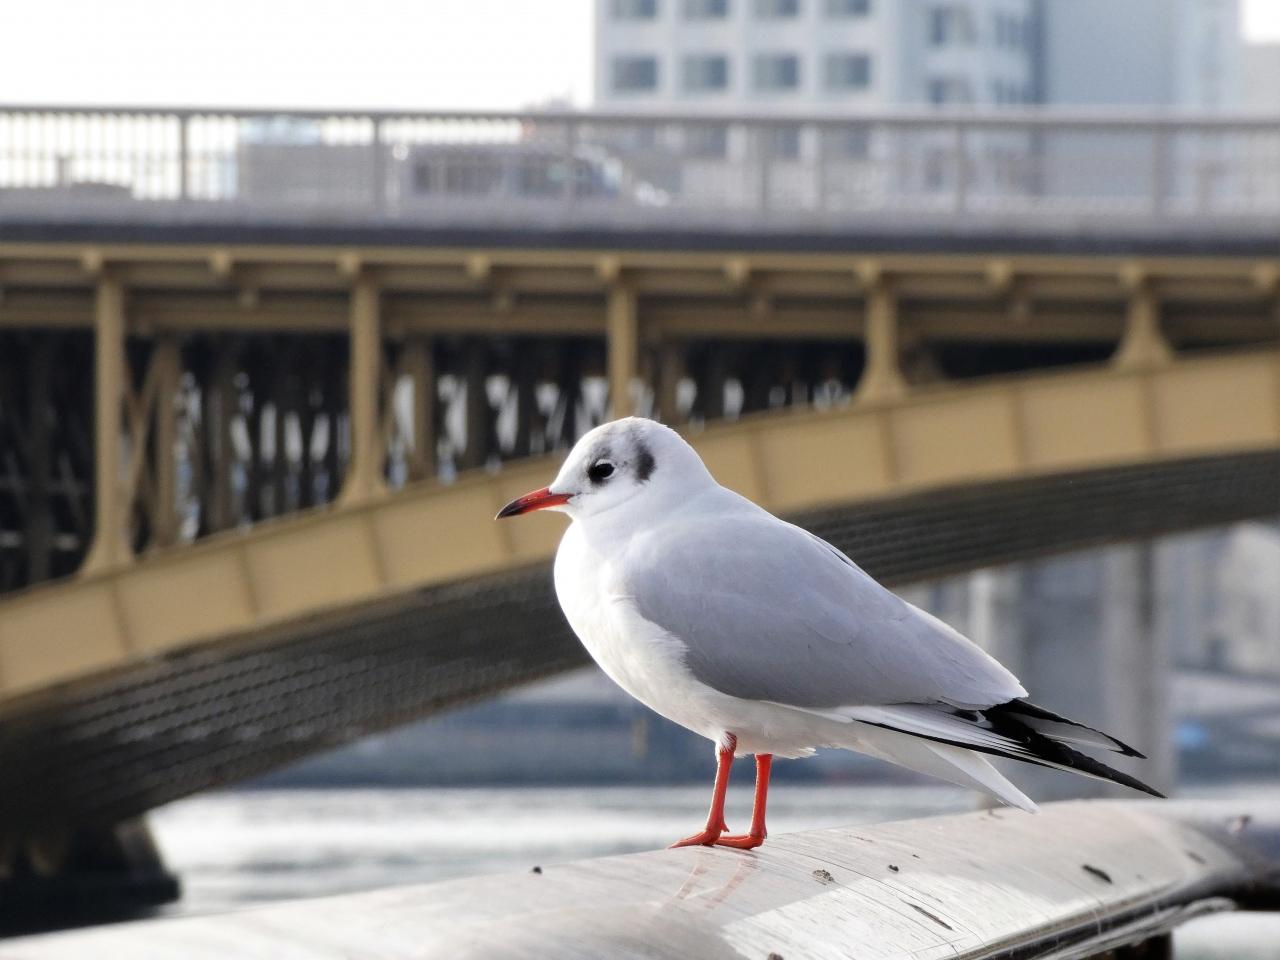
[953,121,969,214]
[371,118,386,215]
[563,117,578,207]
[1151,126,1170,217]
[177,113,190,201]
[758,124,771,212]
[812,123,827,215]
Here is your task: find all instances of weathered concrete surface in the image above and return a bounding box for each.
[3,801,1277,959]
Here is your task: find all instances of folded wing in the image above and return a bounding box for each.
[620,504,1026,711]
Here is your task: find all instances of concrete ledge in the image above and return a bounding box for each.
[4,801,1277,959]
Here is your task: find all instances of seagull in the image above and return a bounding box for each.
[496,417,1162,850]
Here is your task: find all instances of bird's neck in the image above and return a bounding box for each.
[571,483,732,553]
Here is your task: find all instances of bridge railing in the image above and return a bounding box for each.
[5,800,1278,957]
[2,105,1280,232]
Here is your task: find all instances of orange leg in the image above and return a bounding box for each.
[716,754,772,850]
[670,735,736,848]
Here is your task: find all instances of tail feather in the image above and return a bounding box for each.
[850,724,1038,813]
[841,700,1165,800]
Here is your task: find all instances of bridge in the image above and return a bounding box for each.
[1,105,1279,927]
[2,104,1279,245]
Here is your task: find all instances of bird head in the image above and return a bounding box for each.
[495,417,713,523]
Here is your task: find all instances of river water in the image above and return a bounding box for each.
[150,783,971,913]
[147,782,1280,957]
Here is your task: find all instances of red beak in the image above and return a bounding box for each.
[495,486,572,519]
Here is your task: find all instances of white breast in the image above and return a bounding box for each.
[553,524,727,742]
[552,523,830,758]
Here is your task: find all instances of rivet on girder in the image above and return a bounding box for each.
[208,249,234,280]
[724,258,750,290]
[337,252,363,279]
[80,249,105,276]
[596,256,623,284]
[466,254,492,283]
[1251,263,1279,295]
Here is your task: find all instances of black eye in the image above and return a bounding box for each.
[587,461,615,483]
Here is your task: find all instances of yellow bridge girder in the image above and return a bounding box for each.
[0,346,1277,702]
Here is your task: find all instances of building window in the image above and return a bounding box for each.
[927,76,973,104]
[824,52,871,89]
[991,79,1026,104]
[825,0,869,16]
[924,148,949,190]
[683,54,730,91]
[995,13,1026,49]
[823,126,870,159]
[685,0,730,17]
[754,0,800,19]
[612,56,660,92]
[929,5,975,46]
[753,53,800,91]
[686,124,729,159]
[763,125,802,159]
[612,0,659,19]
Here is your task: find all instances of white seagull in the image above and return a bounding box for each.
[497,417,1161,850]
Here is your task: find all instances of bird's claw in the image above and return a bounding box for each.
[669,822,730,848]
[713,832,766,850]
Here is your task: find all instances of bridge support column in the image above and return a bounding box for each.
[460,339,490,470]
[206,344,239,532]
[607,285,638,419]
[150,337,181,549]
[402,338,436,482]
[83,276,133,575]
[1000,545,1174,801]
[1114,276,1172,370]
[968,569,1026,677]
[340,274,387,504]
[854,273,907,405]
[1103,542,1176,794]
[26,339,54,582]
[656,341,685,426]
[0,817,179,936]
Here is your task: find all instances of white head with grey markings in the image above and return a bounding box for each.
[495,417,714,523]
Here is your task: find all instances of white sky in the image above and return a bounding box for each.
[1,0,1277,111]
[1,0,595,110]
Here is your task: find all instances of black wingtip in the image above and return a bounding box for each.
[1031,736,1164,798]
[998,699,1148,759]
[1114,770,1166,799]
[983,700,1163,799]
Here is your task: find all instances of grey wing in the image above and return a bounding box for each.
[622,509,1025,710]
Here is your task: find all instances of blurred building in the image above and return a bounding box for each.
[595,0,1041,112]
[594,0,1244,112]
[1243,42,1280,110]
[1043,0,1241,109]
